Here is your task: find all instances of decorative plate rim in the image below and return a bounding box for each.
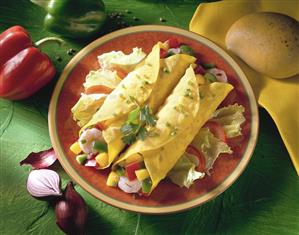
[48,25,259,214]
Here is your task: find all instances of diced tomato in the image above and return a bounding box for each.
[160,48,168,58]
[167,38,180,48]
[194,64,205,75]
[186,145,206,172]
[114,67,128,79]
[204,121,227,143]
[85,85,113,95]
[125,161,141,181]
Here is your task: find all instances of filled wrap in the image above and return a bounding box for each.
[83,43,196,168]
[114,67,233,192]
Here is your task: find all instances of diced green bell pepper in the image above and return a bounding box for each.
[141,178,152,193]
[93,141,108,152]
[76,154,87,165]
[179,45,194,56]
[31,0,106,39]
[204,72,217,83]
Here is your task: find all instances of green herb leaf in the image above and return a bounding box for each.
[127,107,140,124]
[120,105,157,144]
[137,126,147,141]
[121,133,137,145]
[140,105,157,126]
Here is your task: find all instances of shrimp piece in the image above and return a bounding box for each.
[79,128,104,154]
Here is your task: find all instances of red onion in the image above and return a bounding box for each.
[55,182,88,235]
[26,169,61,198]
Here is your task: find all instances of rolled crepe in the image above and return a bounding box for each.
[114,67,233,192]
[83,43,196,168]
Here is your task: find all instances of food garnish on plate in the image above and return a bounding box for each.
[69,38,246,195]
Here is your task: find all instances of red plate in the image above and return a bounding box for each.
[49,25,258,214]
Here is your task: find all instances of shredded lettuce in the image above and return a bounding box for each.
[212,104,245,138]
[71,94,106,127]
[97,48,146,71]
[192,128,232,173]
[167,155,205,188]
[83,69,121,90]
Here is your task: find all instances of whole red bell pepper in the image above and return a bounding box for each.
[0,26,62,100]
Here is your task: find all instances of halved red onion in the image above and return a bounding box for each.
[207,68,228,83]
[20,148,57,169]
[118,176,142,193]
[27,169,61,197]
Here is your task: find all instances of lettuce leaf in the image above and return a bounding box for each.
[167,155,205,188]
[212,104,245,138]
[83,69,122,90]
[71,94,106,127]
[97,48,146,71]
[192,128,232,173]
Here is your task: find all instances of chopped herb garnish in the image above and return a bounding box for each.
[188,80,195,86]
[165,122,178,136]
[120,104,157,144]
[184,89,194,99]
[163,67,170,73]
[81,139,86,144]
[199,92,205,100]
[147,63,152,67]
[142,80,150,85]
[122,84,127,89]
[166,122,172,128]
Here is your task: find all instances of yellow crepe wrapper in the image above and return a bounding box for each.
[85,43,196,168]
[115,67,233,193]
[190,0,299,175]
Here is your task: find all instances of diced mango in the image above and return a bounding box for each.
[106,171,120,187]
[135,169,150,181]
[70,142,81,155]
[95,152,109,167]
[195,74,205,85]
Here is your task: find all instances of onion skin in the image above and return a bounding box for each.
[55,182,88,235]
[20,148,57,169]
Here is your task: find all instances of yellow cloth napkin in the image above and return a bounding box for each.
[190,0,299,175]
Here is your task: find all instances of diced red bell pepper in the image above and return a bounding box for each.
[160,48,168,58]
[204,121,227,143]
[167,38,180,48]
[125,161,141,181]
[186,145,206,172]
[0,26,59,100]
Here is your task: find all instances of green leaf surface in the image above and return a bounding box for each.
[1,0,299,235]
